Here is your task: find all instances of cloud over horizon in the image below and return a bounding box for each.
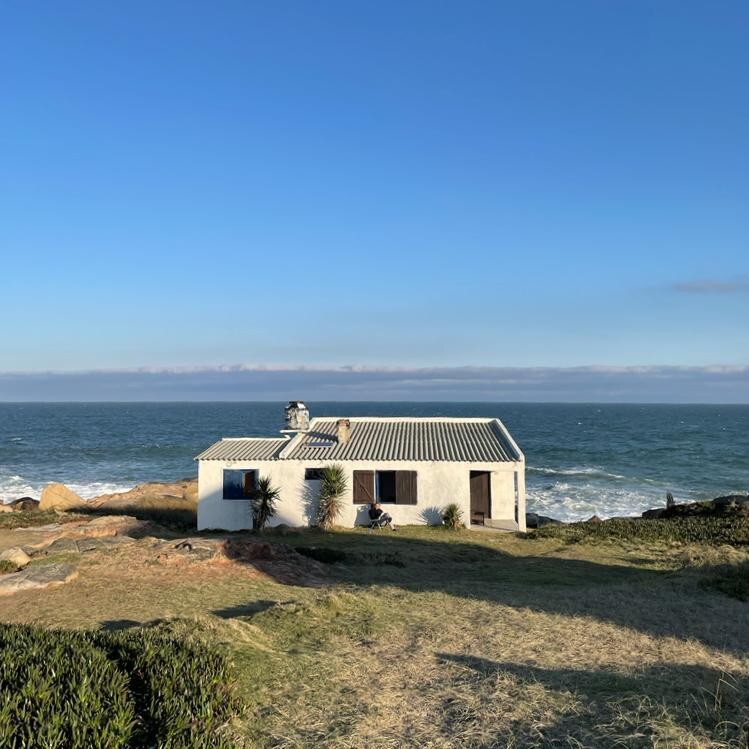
[1,364,747,403]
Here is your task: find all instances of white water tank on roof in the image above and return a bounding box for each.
[284,401,310,431]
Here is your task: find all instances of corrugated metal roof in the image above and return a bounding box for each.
[282,418,521,463]
[195,438,288,461]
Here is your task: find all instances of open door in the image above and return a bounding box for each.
[470,471,491,525]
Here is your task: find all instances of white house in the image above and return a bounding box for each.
[195,402,526,532]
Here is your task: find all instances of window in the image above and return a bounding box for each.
[304,468,325,481]
[352,470,417,505]
[223,469,257,499]
[376,471,397,503]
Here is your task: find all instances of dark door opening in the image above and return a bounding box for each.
[470,471,491,525]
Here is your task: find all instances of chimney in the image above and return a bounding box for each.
[336,418,351,445]
[284,401,310,431]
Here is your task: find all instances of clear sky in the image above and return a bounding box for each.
[1,2,748,400]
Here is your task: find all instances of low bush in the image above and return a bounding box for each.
[0,511,81,530]
[0,624,135,749]
[0,622,240,749]
[530,516,749,547]
[442,503,465,530]
[0,560,17,574]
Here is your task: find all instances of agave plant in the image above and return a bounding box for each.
[442,502,464,530]
[250,476,280,531]
[317,464,347,530]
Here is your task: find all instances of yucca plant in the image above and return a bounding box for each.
[250,476,280,531]
[442,502,464,530]
[317,464,347,530]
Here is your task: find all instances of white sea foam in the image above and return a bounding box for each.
[528,465,627,480]
[526,478,684,522]
[65,482,136,500]
[0,472,134,503]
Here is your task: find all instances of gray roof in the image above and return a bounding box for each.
[283,418,521,463]
[195,418,522,464]
[195,437,287,461]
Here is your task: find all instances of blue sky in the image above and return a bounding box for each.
[1,2,748,400]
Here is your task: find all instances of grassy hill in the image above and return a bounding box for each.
[0,516,747,747]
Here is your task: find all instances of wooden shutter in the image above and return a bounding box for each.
[395,471,417,504]
[353,470,374,504]
[243,471,257,497]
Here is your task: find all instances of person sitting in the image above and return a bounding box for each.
[368,502,396,530]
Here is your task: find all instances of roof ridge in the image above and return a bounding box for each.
[219,436,289,442]
[308,416,496,423]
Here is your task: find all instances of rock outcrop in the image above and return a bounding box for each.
[526,512,562,529]
[0,563,78,596]
[90,478,197,509]
[39,483,85,512]
[0,547,32,568]
[642,495,749,520]
[7,497,40,512]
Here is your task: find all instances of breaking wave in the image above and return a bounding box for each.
[0,472,134,503]
[528,465,627,481]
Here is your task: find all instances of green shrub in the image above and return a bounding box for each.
[0,622,240,749]
[529,516,749,547]
[250,476,279,531]
[0,560,17,574]
[442,503,464,530]
[317,464,347,530]
[0,624,135,749]
[0,510,80,530]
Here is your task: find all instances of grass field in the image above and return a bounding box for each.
[1,521,748,748]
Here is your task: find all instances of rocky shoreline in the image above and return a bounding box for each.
[526,494,749,528]
[0,477,198,514]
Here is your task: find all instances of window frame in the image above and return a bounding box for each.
[352,469,417,505]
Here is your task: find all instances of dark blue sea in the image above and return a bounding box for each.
[0,402,746,521]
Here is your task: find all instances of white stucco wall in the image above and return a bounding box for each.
[197,458,526,532]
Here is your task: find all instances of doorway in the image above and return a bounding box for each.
[469,471,491,525]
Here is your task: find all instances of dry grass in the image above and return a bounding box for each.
[1,525,748,747]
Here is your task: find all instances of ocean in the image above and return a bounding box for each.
[0,402,746,521]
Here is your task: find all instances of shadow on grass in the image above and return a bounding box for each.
[100,619,142,631]
[218,527,749,653]
[213,600,278,619]
[436,653,749,748]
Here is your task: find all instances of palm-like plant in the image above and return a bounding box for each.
[250,476,280,531]
[317,464,347,530]
[442,502,464,530]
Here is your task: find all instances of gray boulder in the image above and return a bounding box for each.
[526,512,562,529]
[0,563,78,596]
